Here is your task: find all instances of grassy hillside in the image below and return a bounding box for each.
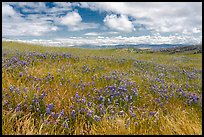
[2,41,202,135]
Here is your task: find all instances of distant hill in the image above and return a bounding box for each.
[72,44,191,49]
[157,44,202,54]
[116,44,202,54]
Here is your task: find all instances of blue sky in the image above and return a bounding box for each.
[2,2,202,46]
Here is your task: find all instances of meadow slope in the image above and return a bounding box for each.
[2,41,202,135]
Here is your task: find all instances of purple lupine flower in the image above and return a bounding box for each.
[16,88,20,94]
[9,86,14,92]
[23,87,28,92]
[119,110,124,116]
[16,104,21,111]
[35,102,40,107]
[4,100,8,106]
[82,96,86,103]
[34,96,38,103]
[46,108,51,115]
[134,122,138,126]
[41,92,45,99]
[99,95,103,101]
[124,124,128,129]
[52,112,55,118]
[155,98,160,103]
[133,91,138,96]
[103,110,107,114]
[131,113,136,117]
[181,92,186,97]
[99,103,104,108]
[75,92,79,99]
[124,96,128,101]
[22,61,26,66]
[36,108,40,112]
[123,88,128,92]
[37,86,40,92]
[60,109,65,116]
[188,99,193,105]
[71,110,76,119]
[65,123,69,129]
[30,105,34,111]
[117,91,120,97]
[192,94,199,102]
[86,112,92,118]
[149,112,156,116]
[34,77,37,81]
[159,103,163,107]
[80,108,85,114]
[111,110,114,115]
[130,96,133,101]
[48,72,50,77]
[19,72,23,77]
[94,115,101,122]
[88,102,92,107]
[48,103,54,110]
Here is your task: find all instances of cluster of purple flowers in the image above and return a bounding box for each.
[2,48,201,133]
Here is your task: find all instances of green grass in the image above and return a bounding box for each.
[2,41,202,135]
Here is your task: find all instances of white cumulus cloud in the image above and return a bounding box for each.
[60,11,99,31]
[61,11,82,26]
[78,2,202,35]
[2,2,59,37]
[104,14,134,32]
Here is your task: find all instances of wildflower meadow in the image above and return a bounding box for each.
[2,41,202,135]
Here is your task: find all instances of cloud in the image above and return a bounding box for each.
[8,2,47,13]
[78,2,202,34]
[60,11,99,31]
[192,28,201,34]
[8,2,72,14]
[11,35,200,47]
[84,32,100,36]
[2,2,59,37]
[2,2,202,45]
[2,2,99,36]
[103,14,134,32]
[2,3,17,17]
[61,11,82,26]
[84,31,119,36]
[58,35,201,45]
